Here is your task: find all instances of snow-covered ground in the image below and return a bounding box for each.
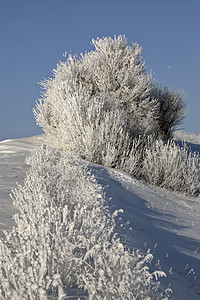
[0,137,41,235]
[0,136,200,299]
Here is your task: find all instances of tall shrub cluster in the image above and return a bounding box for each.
[0,146,166,299]
[34,35,200,195]
[34,35,185,164]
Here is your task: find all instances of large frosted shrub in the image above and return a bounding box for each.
[35,84,131,167]
[33,35,200,195]
[0,146,166,299]
[35,83,148,172]
[34,35,185,162]
[142,138,200,195]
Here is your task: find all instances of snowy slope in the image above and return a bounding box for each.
[0,137,200,299]
[0,136,42,235]
[90,165,200,299]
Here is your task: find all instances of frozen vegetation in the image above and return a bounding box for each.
[34,35,200,196]
[0,137,200,299]
[0,36,200,299]
[0,141,167,299]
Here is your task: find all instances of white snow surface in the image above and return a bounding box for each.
[0,136,200,299]
[0,136,42,234]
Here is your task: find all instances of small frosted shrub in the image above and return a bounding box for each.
[0,146,166,299]
[142,137,200,195]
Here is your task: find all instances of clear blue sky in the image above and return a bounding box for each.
[0,0,200,140]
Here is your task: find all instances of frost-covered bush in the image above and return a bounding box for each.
[142,137,200,195]
[35,83,147,172]
[35,84,131,167]
[34,35,185,163]
[0,146,166,299]
[33,34,199,197]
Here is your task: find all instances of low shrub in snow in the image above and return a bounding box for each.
[142,137,200,195]
[0,146,166,299]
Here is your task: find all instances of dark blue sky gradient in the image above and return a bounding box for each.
[0,0,200,140]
